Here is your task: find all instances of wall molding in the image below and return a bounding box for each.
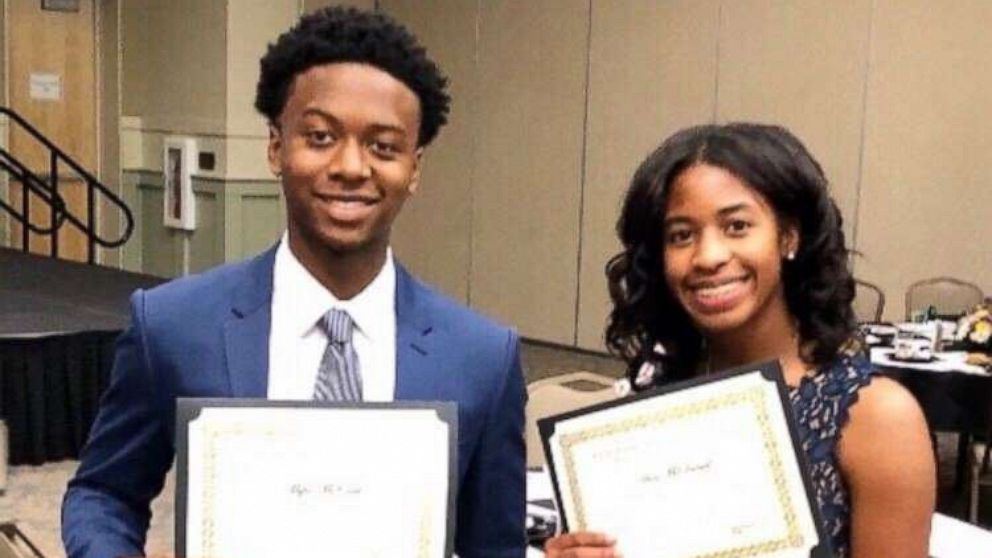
[123,169,282,277]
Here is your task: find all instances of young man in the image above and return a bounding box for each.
[62,7,526,557]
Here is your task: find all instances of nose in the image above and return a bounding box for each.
[691,229,731,271]
[329,138,371,182]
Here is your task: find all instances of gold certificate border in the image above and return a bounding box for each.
[558,386,805,558]
[196,423,435,558]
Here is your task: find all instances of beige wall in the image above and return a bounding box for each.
[225,0,298,179]
[226,0,297,138]
[119,1,296,274]
[103,1,992,342]
[469,0,589,345]
[381,0,476,303]
[576,0,721,348]
[381,0,992,350]
[715,0,872,245]
[97,0,123,266]
[303,0,375,13]
[855,0,992,319]
[121,1,302,180]
[122,0,227,136]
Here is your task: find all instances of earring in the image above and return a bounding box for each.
[785,251,796,261]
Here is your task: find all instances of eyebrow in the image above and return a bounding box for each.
[663,202,754,227]
[716,202,753,217]
[299,108,409,137]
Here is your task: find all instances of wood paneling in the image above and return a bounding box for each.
[7,0,96,261]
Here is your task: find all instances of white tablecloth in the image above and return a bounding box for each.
[525,471,992,556]
[930,512,992,557]
[870,347,989,376]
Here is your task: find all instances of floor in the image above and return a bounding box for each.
[0,340,988,557]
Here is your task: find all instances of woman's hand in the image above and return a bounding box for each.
[544,531,622,557]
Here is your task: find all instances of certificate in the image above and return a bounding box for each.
[538,361,830,558]
[175,399,457,558]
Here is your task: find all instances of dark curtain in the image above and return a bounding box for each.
[0,331,118,465]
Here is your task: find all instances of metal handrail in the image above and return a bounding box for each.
[0,152,68,234]
[0,106,134,261]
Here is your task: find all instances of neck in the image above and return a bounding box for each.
[705,303,807,384]
[287,233,387,300]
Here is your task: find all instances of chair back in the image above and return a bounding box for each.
[0,523,45,558]
[905,277,984,320]
[525,372,619,468]
[853,279,885,322]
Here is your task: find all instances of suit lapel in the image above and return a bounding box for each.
[221,254,440,399]
[224,246,277,398]
[394,265,441,400]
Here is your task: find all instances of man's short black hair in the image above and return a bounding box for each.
[255,6,450,147]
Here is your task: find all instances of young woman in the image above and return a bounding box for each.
[545,123,935,557]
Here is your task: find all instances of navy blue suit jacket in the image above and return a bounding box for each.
[62,247,526,558]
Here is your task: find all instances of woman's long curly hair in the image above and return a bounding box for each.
[605,123,856,387]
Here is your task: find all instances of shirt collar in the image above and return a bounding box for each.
[275,234,396,341]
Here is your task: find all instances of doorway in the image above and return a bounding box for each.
[6,0,97,262]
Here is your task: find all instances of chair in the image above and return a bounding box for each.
[905,277,984,320]
[0,420,7,493]
[525,371,619,468]
[853,279,886,323]
[969,437,992,524]
[0,523,45,558]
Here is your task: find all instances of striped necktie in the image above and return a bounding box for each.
[313,309,362,401]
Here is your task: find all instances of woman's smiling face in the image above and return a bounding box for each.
[662,163,797,339]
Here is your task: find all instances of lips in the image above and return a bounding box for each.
[684,275,752,314]
[315,193,379,222]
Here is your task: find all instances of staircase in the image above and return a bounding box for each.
[0,106,133,263]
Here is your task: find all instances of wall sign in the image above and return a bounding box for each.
[163,137,198,231]
[41,0,80,12]
[29,73,61,101]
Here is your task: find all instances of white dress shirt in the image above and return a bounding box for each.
[267,235,396,401]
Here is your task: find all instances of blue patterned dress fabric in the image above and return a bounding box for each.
[788,351,876,557]
[313,309,363,401]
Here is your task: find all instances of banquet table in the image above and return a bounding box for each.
[871,347,991,433]
[870,345,992,488]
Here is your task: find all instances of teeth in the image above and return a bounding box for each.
[695,280,742,298]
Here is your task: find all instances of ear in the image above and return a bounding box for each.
[407,147,424,195]
[781,223,800,259]
[267,124,283,177]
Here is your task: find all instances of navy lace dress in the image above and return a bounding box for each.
[788,351,876,557]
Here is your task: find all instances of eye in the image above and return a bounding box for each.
[665,228,694,247]
[305,130,336,147]
[725,219,752,236]
[369,140,400,158]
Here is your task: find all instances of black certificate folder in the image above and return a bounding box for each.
[176,399,458,558]
[538,361,832,558]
